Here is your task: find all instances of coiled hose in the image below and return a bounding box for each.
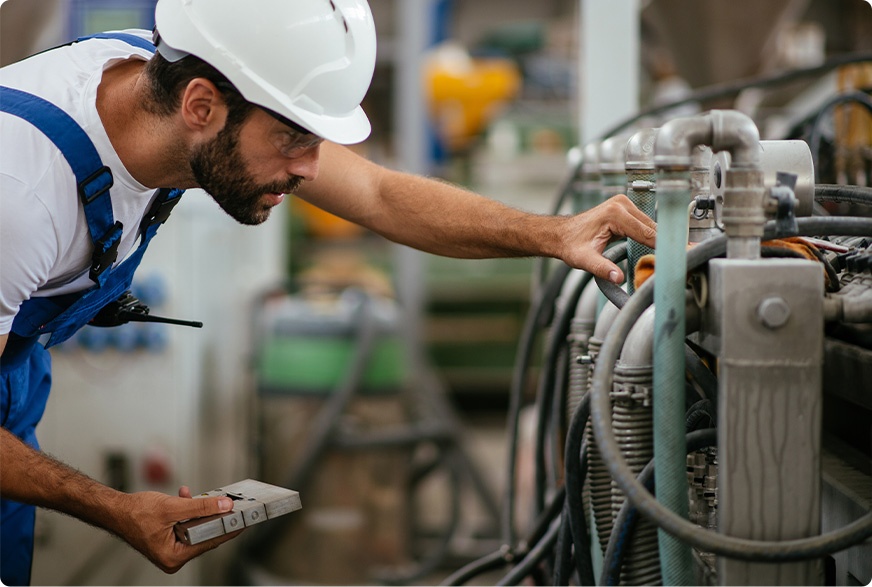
[589,216,872,561]
[601,428,718,586]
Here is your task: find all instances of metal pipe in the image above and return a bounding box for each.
[650,109,763,585]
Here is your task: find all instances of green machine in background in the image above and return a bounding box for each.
[256,289,407,396]
[249,288,415,585]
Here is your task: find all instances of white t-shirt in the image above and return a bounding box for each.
[0,29,160,335]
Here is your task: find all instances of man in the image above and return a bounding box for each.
[0,0,656,584]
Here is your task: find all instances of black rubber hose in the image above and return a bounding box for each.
[594,243,631,309]
[377,449,463,585]
[549,345,570,490]
[504,262,573,547]
[564,393,596,585]
[495,518,563,586]
[598,242,719,409]
[598,53,872,142]
[601,428,718,586]
[534,53,872,295]
[808,92,872,183]
[525,485,568,551]
[441,487,566,586]
[553,499,576,586]
[534,270,594,517]
[589,216,872,562]
[815,183,872,207]
[439,548,511,586]
[685,399,715,432]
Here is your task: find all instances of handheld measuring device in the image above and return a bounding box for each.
[174,479,302,545]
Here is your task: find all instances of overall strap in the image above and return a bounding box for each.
[0,32,157,286]
[1,86,120,286]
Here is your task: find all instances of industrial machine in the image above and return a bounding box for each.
[442,60,872,586]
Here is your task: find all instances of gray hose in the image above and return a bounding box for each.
[589,216,872,561]
[815,184,872,208]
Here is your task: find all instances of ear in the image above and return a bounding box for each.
[179,78,227,134]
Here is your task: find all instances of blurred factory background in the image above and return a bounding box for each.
[1,0,871,585]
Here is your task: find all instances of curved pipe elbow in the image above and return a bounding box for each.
[654,115,713,169]
[619,305,656,366]
[709,110,761,167]
[625,127,659,171]
[618,293,701,367]
[654,110,761,169]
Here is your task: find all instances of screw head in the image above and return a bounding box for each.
[757,296,791,329]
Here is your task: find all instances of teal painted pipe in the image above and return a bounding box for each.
[652,171,695,586]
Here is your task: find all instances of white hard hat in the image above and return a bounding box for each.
[154,0,377,144]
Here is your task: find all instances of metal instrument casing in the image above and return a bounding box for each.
[174,479,302,545]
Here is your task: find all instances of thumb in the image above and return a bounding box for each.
[187,496,234,520]
[589,256,624,284]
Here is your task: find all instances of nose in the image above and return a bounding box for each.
[284,145,321,182]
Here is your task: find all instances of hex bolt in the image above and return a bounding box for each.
[757,296,791,329]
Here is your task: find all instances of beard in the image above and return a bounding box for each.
[189,120,303,225]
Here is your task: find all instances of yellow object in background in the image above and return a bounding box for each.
[424,42,522,152]
[291,196,364,240]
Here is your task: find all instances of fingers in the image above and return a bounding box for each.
[588,254,624,284]
[609,194,657,247]
[178,486,192,499]
[187,528,246,557]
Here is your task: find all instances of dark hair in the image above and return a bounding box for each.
[142,50,255,127]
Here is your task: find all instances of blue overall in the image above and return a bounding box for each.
[0,33,183,586]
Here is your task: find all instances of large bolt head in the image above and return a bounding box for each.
[757,296,791,329]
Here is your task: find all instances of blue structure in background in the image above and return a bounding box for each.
[68,0,157,38]
[58,274,171,353]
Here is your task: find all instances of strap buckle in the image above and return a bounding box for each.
[89,221,124,282]
[140,192,182,232]
[78,165,113,205]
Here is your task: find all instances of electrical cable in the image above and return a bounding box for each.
[534,271,594,517]
[601,428,718,586]
[553,499,576,586]
[504,262,573,548]
[804,242,841,293]
[589,216,872,562]
[495,517,563,586]
[549,345,570,490]
[533,53,872,297]
[598,52,872,142]
[377,449,463,586]
[439,548,511,586]
[807,92,872,183]
[440,486,566,586]
[564,393,596,585]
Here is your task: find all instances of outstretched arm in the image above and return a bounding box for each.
[0,427,240,573]
[296,142,656,283]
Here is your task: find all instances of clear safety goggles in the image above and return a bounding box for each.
[263,108,324,159]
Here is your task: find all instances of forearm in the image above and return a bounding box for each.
[361,172,571,259]
[300,143,657,281]
[298,143,569,259]
[1,427,128,537]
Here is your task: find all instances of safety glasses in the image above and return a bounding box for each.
[262,107,324,159]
